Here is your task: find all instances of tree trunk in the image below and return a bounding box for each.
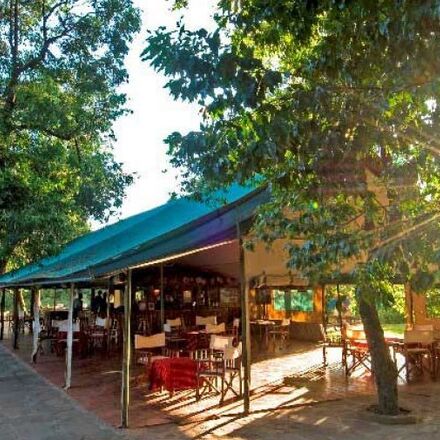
[358,289,399,415]
[17,289,27,314]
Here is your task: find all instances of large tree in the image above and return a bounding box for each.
[144,0,440,414]
[0,0,141,272]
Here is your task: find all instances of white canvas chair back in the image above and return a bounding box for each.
[206,322,226,334]
[345,325,366,340]
[166,317,182,328]
[281,319,290,327]
[233,318,240,328]
[224,342,242,360]
[163,323,171,333]
[210,335,230,351]
[413,324,434,332]
[404,329,434,345]
[135,332,166,350]
[57,320,79,332]
[196,315,217,326]
[52,319,65,329]
[95,317,107,328]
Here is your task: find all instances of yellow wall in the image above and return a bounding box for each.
[242,169,389,325]
[408,285,440,331]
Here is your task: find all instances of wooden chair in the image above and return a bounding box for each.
[319,324,343,367]
[135,332,168,366]
[205,322,226,335]
[194,335,243,404]
[196,315,217,327]
[164,317,187,350]
[87,317,107,355]
[411,324,434,331]
[166,317,183,332]
[108,318,120,350]
[343,325,372,377]
[134,332,179,386]
[227,318,240,337]
[268,319,290,350]
[396,329,434,381]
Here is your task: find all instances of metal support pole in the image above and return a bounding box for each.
[121,269,132,428]
[238,223,251,414]
[0,288,5,340]
[64,284,74,390]
[31,288,41,363]
[13,288,19,349]
[160,264,164,329]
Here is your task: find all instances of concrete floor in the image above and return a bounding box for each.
[2,334,440,439]
[0,344,126,440]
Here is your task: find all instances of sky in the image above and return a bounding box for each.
[107,0,216,226]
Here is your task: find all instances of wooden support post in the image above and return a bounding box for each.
[121,269,132,428]
[160,264,164,329]
[13,288,19,349]
[107,278,114,349]
[64,284,74,390]
[336,284,343,330]
[91,288,95,311]
[53,288,57,311]
[238,224,251,414]
[0,288,5,340]
[31,288,41,363]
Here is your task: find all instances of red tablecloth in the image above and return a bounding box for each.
[149,357,198,392]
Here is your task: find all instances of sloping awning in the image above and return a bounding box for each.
[0,185,268,287]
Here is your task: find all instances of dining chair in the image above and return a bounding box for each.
[88,317,108,354]
[268,318,290,350]
[166,317,183,331]
[135,332,177,366]
[342,325,372,377]
[226,318,240,337]
[397,329,434,381]
[194,335,242,404]
[205,322,226,335]
[196,315,217,327]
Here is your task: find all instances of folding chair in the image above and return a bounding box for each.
[194,335,242,404]
[396,329,434,382]
[164,317,186,349]
[343,325,372,376]
[88,317,107,354]
[205,322,226,335]
[196,315,217,327]
[226,318,240,337]
[134,332,169,366]
[134,332,179,386]
[268,318,290,350]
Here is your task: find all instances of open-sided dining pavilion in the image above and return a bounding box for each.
[0,184,279,427]
[2,182,440,431]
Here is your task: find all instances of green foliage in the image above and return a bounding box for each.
[144,0,440,290]
[425,287,440,318]
[0,0,141,271]
[273,288,314,312]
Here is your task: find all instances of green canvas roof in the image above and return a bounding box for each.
[0,184,268,287]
